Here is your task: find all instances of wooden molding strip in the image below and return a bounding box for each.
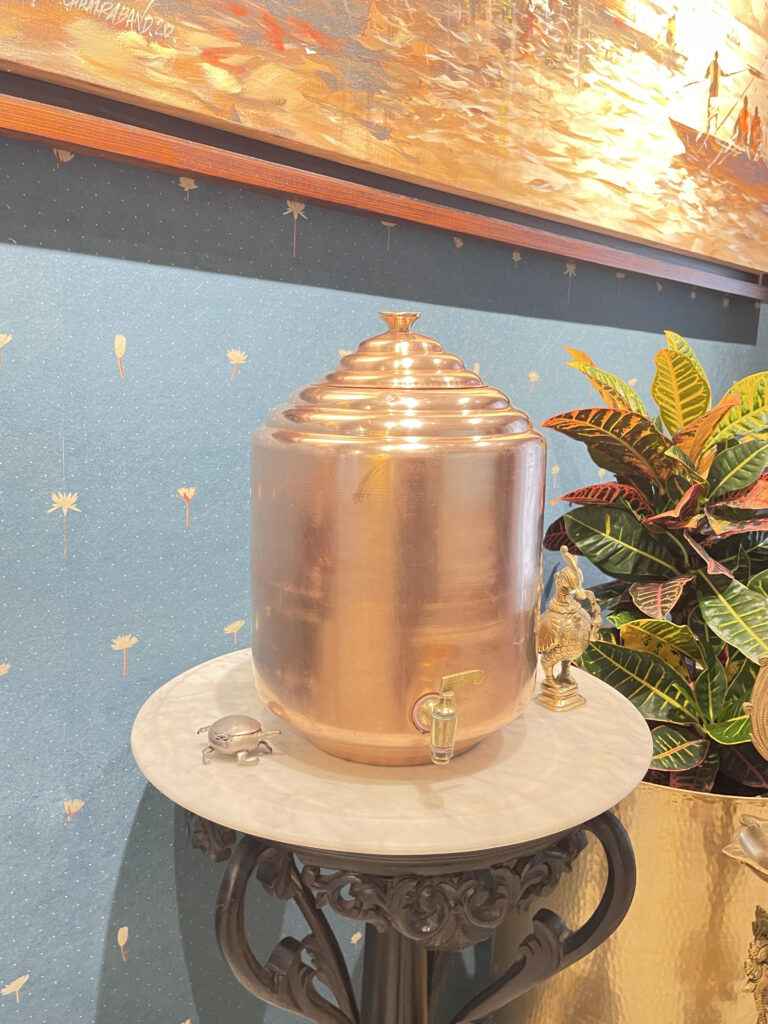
[1,91,765,302]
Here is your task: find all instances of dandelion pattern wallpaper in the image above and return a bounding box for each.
[0,132,765,1024]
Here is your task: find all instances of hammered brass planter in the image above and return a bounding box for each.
[497,781,768,1024]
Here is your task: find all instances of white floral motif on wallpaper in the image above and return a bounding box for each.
[528,370,540,392]
[177,487,197,526]
[0,333,11,366]
[112,635,138,676]
[117,926,129,961]
[223,620,245,645]
[179,177,197,200]
[1,974,29,1003]
[114,334,127,379]
[381,220,395,251]
[64,799,84,821]
[53,148,74,169]
[47,492,81,559]
[0,663,9,676]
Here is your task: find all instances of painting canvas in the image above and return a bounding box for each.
[1,0,767,272]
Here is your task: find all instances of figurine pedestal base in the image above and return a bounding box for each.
[534,677,587,713]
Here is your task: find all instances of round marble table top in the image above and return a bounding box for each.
[131,650,651,858]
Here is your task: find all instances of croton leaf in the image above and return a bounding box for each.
[628,576,695,618]
[579,641,698,723]
[720,656,758,721]
[696,570,768,663]
[711,473,768,511]
[706,531,768,576]
[672,393,740,464]
[564,356,648,416]
[688,604,725,658]
[705,510,768,537]
[543,516,581,554]
[684,531,734,578]
[749,570,768,598]
[718,742,768,789]
[565,506,683,581]
[705,716,753,744]
[664,330,709,378]
[650,725,708,771]
[621,623,689,679]
[643,483,702,531]
[542,408,677,489]
[620,616,701,659]
[669,748,720,792]
[590,579,631,611]
[607,610,637,627]
[652,347,711,435]
[694,650,726,724]
[707,438,768,499]
[712,371,768,443]
[553,483,654,516]
[664,445,707,485]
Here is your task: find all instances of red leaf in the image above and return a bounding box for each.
[643,483,702,530]
[705,511,768,537]
[629,575,695,618]
[552,483,653,516]
[684,531,735,578]
[543,517,580,554]
[711,475,768,511]
[669,749,719,792]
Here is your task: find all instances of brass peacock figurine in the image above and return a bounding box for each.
[535,545,602,712]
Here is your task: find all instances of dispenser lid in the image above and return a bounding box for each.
[322,311,484,390]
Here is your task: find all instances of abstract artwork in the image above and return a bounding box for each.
[1,0,766,270]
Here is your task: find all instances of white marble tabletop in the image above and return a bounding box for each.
[131,649,651,857]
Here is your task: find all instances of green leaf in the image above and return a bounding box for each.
[707,532,768,576]
[719,743,768,788]
[651,725,708,770]
[749,570,768,598]
[607,610,637,627]
[620,618,701,660]
[652,348,711,435]
[628,576,695,618]
[694,651,726,723]
[669,749,719,792]
[542,408,678,489]
[664,445,707,485]
[688,604,725,657]
[721,656,758,721]
[543,516,580,554]
[707,438,768,498]
[713,372,768,442]
[565,359,648,416]
[590,579,631,611]
[696,571,768,663]
[704,716,753,744]
[564,506,683,581]
[579,641,699,723]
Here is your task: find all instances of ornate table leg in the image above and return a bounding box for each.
[187,810,634,1024]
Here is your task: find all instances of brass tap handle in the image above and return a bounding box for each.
[412,670,484,765]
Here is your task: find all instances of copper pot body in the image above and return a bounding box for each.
[250,312,546,765]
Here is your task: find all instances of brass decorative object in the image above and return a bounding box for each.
[250,311,546,765]
[724,815,768,881]
[744,906,768,1024]
[535,546,601,712]
[198,715,280,765]
[745,657,768,760]
[411,670,484,765]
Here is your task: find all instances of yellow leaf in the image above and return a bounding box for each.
[2,974,29,1002]
[621,624,689,680]
[714,372,768,442]
[651,348,710,435]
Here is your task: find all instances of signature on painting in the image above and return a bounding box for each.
[57,0,174,40]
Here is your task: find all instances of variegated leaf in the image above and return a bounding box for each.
[664,331,710,380]
[688,604,725,657]
[652,348,710,435]
[651,725,708,771]
[748,570,768,598]
[706,531,768,576]
[704,716,753,744]
[619,617,701,659]
[705,510,768,537]
[621,624,689,679]
[543,516,580,554]
[566,360,648,416]
[684,531,734,577]
[590,579,631,611]
[672,393,740,463]
[669,748,719,792]
[542,408,678,489]
[565,506,682,580]
[643,483,702,530]
[628,576,695,618]
[697,571,768,663]
[711,474,768,511]
[694,649,726,724]
[721,656,758,721]
[553,483,653,516]
[664,444,707,484]
[719,743,768,788]
[713,372,768,442]
[579,641,698,723]
[708,438,768,498]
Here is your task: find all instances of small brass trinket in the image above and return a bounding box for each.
[198,715,281,765]
[744,905,768,1022]
[535,545,602,712]
[744,657,768,760]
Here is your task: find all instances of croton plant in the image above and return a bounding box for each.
[543,330,768,795]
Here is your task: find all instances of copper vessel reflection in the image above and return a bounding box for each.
[250,312,546,765]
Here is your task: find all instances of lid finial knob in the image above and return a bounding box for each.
[379,311,421,333]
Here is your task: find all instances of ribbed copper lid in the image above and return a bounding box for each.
[265,312,532,440]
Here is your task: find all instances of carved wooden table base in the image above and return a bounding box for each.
[186,810,635,1024]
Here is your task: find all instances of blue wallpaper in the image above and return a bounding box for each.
[0,134,765,1023]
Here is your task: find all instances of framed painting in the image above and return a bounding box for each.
[1,0,766,274]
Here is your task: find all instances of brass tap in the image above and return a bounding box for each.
[411,670,484,765]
